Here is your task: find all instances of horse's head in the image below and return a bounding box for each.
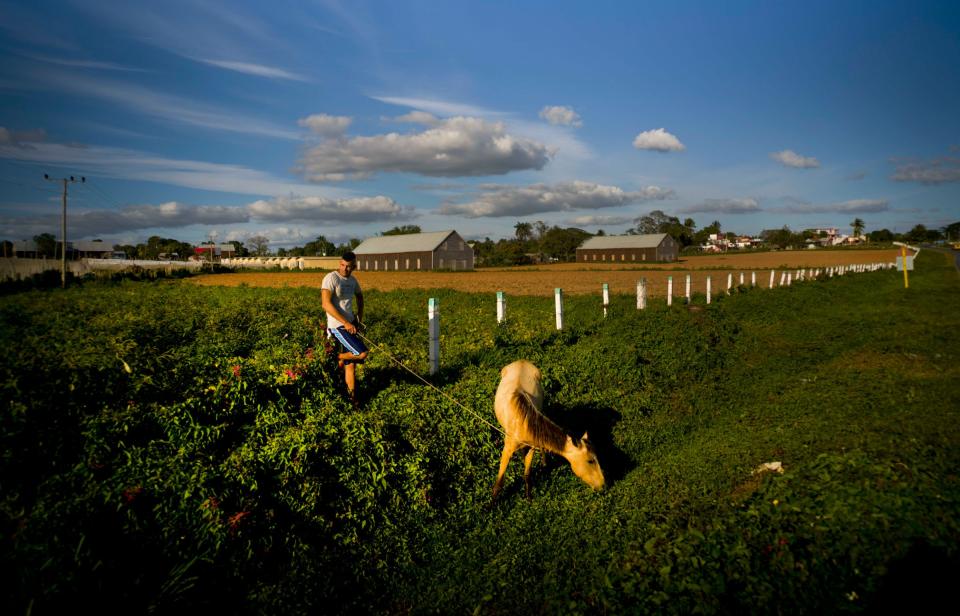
[564,431,605,491]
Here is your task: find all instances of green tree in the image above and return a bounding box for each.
[942,221,960,241]
[33,233,57,257]
[851,218,865,238]
[514,222,533,242]
[381,225,421,236]
[540,227,592,262]
[868,229,895,242]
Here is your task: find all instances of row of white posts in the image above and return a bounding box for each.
[426,262,894,374]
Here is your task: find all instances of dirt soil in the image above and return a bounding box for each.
[189,249,899,297]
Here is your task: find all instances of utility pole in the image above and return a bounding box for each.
[43,174,85,288]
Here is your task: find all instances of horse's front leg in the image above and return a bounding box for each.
[523,447,536,499]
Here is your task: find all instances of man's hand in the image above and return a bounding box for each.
[343,321,357,334]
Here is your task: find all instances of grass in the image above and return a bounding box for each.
[1,251,957,614]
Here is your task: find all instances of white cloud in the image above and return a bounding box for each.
[247,195,413,222]
[770,149,820,169]
[679,198,761,214]
[388,111,440,125]
[891,157,960,184]
[633,128,685,152]
[566,215,635,227]
[196,59,308,81]
[299,114,353,138]
[437,181,675,218]
[297,116,552,181]
[539,106,582,128]
[1,192,413,239]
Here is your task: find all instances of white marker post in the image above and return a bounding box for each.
[685,274,691,304]
[667,276,673,307]
[727,273,733,294]
[602,283,610,318]
[428,298,440,376]
[554,287,564,330]
[751,271,757,287]
[770,270,776,288]
[706,276,712,304]
[637,278,647,310]
[496,291,506,325]
[739,272,745,286]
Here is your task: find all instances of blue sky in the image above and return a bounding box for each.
[1,0,958,249]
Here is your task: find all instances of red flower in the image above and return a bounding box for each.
[284,369,300,381]
[202,496,220,511]
[122,486,144,503]
[231,364,241,378]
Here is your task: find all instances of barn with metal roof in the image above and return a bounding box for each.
[353,230,474,271]
[576,233,679,263]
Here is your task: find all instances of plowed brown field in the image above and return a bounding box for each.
[189,249,899,297]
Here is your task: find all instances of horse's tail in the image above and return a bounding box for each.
[511,390,566,453]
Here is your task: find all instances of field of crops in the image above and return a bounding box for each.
[190,249,900,296]
[2,249,958,614]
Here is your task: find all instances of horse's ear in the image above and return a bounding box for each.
[581,431,590,442]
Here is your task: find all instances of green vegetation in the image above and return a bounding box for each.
[2,252,958,613]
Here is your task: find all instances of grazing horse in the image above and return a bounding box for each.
[491,360,605,500]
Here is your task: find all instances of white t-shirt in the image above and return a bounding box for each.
[322,271,361,329]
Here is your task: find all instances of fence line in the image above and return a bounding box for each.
[419,261,895,374]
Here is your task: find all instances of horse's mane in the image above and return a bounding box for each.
[512,391,568,453]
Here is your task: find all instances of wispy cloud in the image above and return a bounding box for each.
[891,156,960,184]
[777,198,889,214]
[19,52,147,72]
[633,128,685,152]
[33,71,298,140]
[437,181,674,218]
[193,58,309,81]
[679,198,761,214]
[0,137,352,198]
[770,149,820,169]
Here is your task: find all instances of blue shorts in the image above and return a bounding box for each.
[329,326,368,360]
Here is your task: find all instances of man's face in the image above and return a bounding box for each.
[338,259,355,277]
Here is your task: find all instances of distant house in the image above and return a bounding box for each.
[354,230,474,271]
[10,239,112,258]
[72,240,113,258]
[576,233,679,263]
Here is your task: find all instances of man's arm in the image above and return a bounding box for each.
[321,288,356,334]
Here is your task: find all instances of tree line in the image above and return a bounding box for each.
[5,218,957,262]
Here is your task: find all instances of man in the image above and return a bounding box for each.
[321,251,368,404]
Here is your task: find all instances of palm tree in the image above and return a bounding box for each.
[851,218,865,238]
[514,222,533,242]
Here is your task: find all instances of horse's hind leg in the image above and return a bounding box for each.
[492,440,518,501]
[523,447,536,499]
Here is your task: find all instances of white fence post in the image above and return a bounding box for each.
[637,278,647,310]
[786,273,793,286]
[685,274,691,304]
[428,298,440,376]
[706,276,712,304]
[727,273,733,294]
[739,272,745,286]
[751,271,756,287]
[555,288,564,330]
[602,283,609,318]
[496,291,506,324]
[667,276,673,307]
[770,270,776,288]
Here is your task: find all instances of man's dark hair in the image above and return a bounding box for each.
[341,251,357,262]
